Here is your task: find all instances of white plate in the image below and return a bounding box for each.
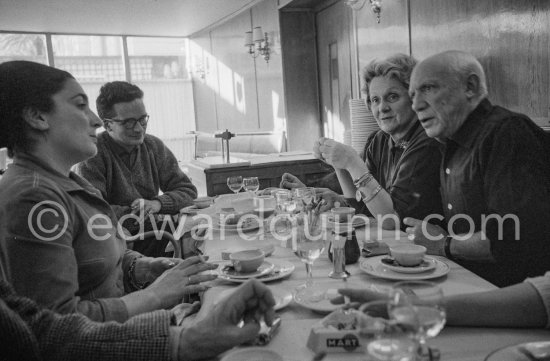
[380,256,437,274]
[360,255,450,281]
[485,342,550,361]
[218,259,295,283]
[218,261,274,279]
[270,286,293,311]
[293,286,342,314]
[220,347,283,361]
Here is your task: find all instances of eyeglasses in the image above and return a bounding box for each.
[104,114,149,129]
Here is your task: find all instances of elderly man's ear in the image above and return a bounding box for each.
[465,73,481,100]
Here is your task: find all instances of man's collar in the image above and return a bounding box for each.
[105,132,137,155]
[447,98,492,149]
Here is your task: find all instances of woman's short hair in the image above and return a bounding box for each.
[361,53,417,108]
[0,61,74,156]
[96,81,144,120]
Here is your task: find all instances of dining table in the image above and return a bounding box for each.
[178,193,550,361]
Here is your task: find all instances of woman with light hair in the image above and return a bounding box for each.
[282,53,443,230]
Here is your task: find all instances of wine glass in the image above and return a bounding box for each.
[358,300,418,361]
[243,176,260,194]
[291,217,328,302]
[226,176,243,194]
[389,281,446,358]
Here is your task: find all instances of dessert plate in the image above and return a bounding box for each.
[270,286,293,311]
[485,341,550,361]
[218,260,295,283]
[218,261,274,279]
[220,347,283,361]
[213,217,261,232]
[293,286,342,314]
[360,255,450,281]
[326,215,368,229]
[380,256,437,274]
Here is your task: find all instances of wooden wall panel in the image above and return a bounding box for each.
[410,0,550,127]
[252,0,285,133]
[355,0,409,75]
[190,34,219,134]
[279,10,322,151]
[211,13,259,132]
[316,1,353,142]
[190,0,287,148]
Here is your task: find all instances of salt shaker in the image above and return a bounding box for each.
[329,236,349,279]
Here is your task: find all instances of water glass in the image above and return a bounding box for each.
[227,176,243,194]
[293,186,317,212]
[389,281,446,358]
[243,176,260,194]
[358,300,417,361]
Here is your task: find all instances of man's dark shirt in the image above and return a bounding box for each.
[442,98,550,287]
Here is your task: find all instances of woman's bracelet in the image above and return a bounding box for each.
[353,171,374,188]
[362,184,383,203]
[128,256,149,290]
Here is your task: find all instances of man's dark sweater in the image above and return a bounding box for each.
[76,132,197,254]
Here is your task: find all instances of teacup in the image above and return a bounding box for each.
[389,244,427,267]
[330,207,356,223]
[229,249,265,273]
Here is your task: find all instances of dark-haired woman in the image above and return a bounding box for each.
[0,60,216,322]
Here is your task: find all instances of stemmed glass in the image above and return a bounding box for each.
[292,216,328,302]
[358,300,418,361]
[243,176,260,194]
[388,281,446,358]
[226,176,243,194]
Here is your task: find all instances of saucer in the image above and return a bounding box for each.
[380,257,437,274]
[270,286,293,311]
[326,215,368,229]
[218,260,295,283]
[485,341,550,361]
[220,347,283,361]
[294,286,342,314]
[360,255,450,281]
[219,261,274,279]
[214,217,261,232]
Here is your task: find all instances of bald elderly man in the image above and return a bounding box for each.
[403,50,550,287]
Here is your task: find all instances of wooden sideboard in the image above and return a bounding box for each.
[184,155,334,196]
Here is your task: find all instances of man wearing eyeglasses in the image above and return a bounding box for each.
[76,81,197,256]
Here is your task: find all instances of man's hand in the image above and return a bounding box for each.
[403,217,447,256]
[131,198,162,220]
[280,173,306,189]
[179,280,276,360]
[330,288,388,307]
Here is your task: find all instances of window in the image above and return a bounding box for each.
[0,33,47,64]
[127,37,195,162]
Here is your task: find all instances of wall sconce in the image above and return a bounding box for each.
[244,26,270,63]
[344,0,382,23]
